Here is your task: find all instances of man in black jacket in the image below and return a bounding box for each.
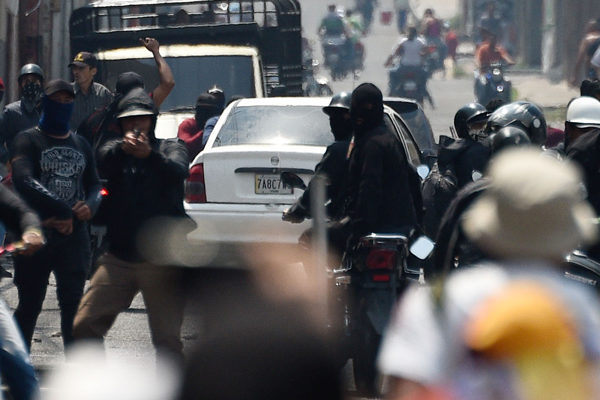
[11,79,102,350]
[73,88,190,360]
[283,92,353,223]
[345,83,421,241]
[0,64,44,163]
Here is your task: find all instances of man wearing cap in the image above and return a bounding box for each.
[201,86,226,148]
[377,148,600,400]
[10,79,102,350]
[177,92,218,160]
[76,38,175,153]
[69,51,113,130]
[73,87,190,360]
[0,64,44,163]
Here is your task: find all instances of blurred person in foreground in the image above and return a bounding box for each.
[378,147,600,400]
[11,79,102,350]
[0,184,45,400]
[72,88,191,362]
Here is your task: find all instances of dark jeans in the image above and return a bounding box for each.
[13,224,90,349]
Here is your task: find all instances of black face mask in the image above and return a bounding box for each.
[22,82,42,103]
[329,111,353,141]
[350,83,384,135]
[195,106,216,129]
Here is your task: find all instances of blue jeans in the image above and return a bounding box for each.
[0,299,39,400]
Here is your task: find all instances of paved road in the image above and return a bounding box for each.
[301,0,473,139]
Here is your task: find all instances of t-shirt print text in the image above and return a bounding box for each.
[40,146,86,205]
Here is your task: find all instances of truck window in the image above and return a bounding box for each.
[98,55,256,110]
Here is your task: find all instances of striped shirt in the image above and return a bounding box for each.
[70,82,113,131]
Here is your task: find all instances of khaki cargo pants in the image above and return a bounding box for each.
[73,253,185,359]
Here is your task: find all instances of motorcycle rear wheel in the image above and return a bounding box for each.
[352,312,382,397]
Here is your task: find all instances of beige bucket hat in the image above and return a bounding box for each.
[462,148,597,261]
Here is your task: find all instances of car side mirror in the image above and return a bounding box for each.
[280,171,306,190]
[410,236,435,260]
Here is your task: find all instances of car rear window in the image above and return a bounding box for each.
[213,105,333,147]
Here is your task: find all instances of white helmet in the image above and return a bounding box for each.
[566,96,600,128]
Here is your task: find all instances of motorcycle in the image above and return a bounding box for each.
[280,171,433,397]
[334,233,431,396]
[388,64,427,105]
[475,62,511,106]
[302,42,333,97]
[321,35,351,81]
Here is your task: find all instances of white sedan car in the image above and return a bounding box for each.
[182,97,426,265]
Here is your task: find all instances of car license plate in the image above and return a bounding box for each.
[255,174,292,194]
[404,81,417,91]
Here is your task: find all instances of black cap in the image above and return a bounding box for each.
[68,52,98,68]
[116,72,144,95]
[44,79,75,97]
[196,93,218,108]
[116,87,156,119]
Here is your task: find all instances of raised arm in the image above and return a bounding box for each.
[140,37,175,108]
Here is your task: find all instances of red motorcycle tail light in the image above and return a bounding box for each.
[372,274,391,282]
[185,163,207,203]
[366,248,396,270]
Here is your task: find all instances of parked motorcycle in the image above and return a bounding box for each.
[475,62,511,106]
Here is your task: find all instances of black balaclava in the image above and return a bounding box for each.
[328,109,353,141]
[39,95,74,135]
[195,93,218,129]
[21,80,43,113]
[350,83,384,136]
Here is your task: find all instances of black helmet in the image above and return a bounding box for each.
[453,102,488,139]
[486,101,547,145]
[18,63,44,84]
[490,125,531,154]
[323,92,351,115]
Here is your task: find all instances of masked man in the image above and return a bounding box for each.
[11,79,102,350]
[0,64,45,162]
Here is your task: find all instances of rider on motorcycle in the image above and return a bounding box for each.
[474,31,514,103]
[318,4,346,37]
[385,26,428,99]
[283,92,353,224]
[319,5,353,72]
[475,31,514,74]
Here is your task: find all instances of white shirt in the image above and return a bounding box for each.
[378,262,600,395]
[394,37,426,66]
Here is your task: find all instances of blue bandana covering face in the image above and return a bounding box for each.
[39,95,74,135]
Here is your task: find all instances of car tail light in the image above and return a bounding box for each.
[185,164,207,203]
[366,248,396,270]
[100,188,109,197]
